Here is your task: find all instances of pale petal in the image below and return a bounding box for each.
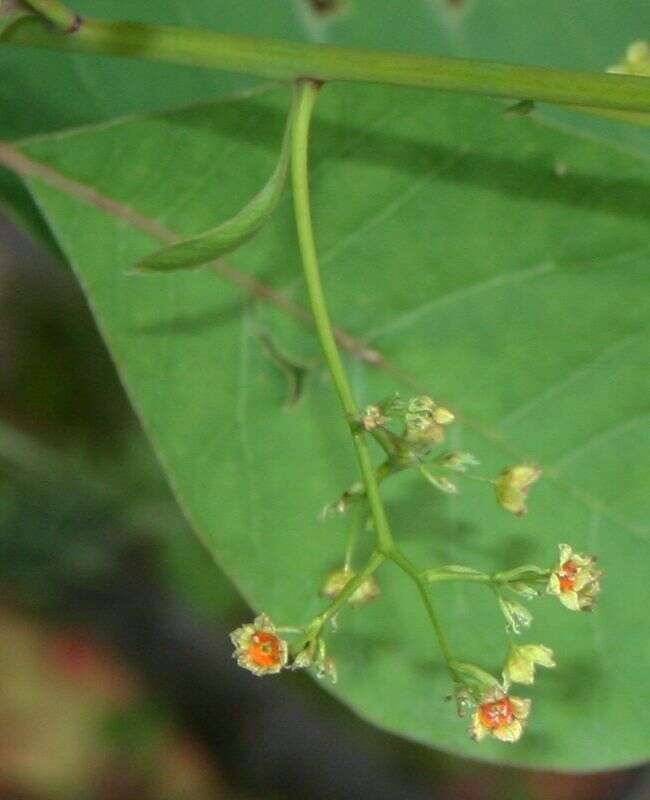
[470,714,488,742]
[573,570,593,592]
[547,573,561,596]
[559,590,582,611]
[510,697,532,720]
[254,613,276,632]
[493,719,523,742]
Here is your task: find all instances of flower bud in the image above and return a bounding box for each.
[503,643,555,686]
[404,395,454,450]
[547,544,602,611]
[498,596,533,635]
[494,464,542,516]
[608,40,650,75]
[321,568,380,605]
[360,404,388,431]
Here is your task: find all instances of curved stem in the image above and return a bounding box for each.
[290,78,394,555]
[290,79,459,679]
[344,501,365,571]
[388,547,458,681]
[4,16,650,115]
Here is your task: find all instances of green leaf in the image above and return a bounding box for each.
[1,1,649,243]
[135,88,294,272]
[12,80,650,771]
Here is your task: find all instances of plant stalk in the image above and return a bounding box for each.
[290,78,394,555]
[388,547,458,680]
[4,14,650,114]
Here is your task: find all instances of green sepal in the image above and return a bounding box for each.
[451,661,501,698]
[492,565,549,584]
[423,565,489,583]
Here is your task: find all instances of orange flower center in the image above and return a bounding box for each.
[479,698,516,730]
[248,632,283,668]
[559,559,579,592]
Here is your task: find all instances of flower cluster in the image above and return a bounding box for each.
[230,614,337,683]
[228,387,603,748]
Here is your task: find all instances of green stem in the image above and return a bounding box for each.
[388,547,458,680]
[344,501,365,571]
[289,80,458,678]
[425,572,492,584]
[4,15,650,114]
[21,0,78,31]
[290,79,393,555]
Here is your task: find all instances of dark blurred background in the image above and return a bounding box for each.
[0,211,648,800]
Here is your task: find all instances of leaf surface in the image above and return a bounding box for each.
[14,80,650,770]
[1,1,649,237]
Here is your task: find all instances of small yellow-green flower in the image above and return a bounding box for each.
[321,568,380,605]
[230,614,288,676]
[503,643,555,686]
[494,464,542,517]
[547,544,602,611]
[405,395,454,447]
[470,688,531,743]
[608,40,650,76]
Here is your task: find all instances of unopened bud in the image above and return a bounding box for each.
[503,643,555,687]
[360,404,388,431]
[321,568,380,605]
[608,40,650,75]
[494,464,542,516]
[404,395,453,449]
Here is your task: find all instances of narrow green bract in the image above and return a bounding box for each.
[135,90,294,272]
